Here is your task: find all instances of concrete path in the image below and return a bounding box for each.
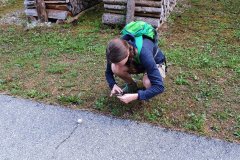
[0,94,239,160]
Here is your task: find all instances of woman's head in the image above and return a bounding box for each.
[106,38,131,64]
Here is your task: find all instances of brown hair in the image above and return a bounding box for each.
[106,38,133,63]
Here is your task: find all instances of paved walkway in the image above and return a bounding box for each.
[0,94,239,160]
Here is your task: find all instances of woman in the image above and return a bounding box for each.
[105,34,165,104]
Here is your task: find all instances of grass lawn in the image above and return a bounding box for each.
[0,0,239,142]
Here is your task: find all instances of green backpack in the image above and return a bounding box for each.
[121,21,157,64]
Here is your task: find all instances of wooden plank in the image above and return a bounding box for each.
[103,0,162,7]
[46,4,69,10]
[103,0,126,5]
[24,0,35,5]
[25,9,69,19]
[104,4,126,10]
[102,13,160,28]
[105,9,125,15]
[126,0,135,24]
[135,1,161,7]
[135,6,161,13]
[36,0,48,22]
[104,5,162,14]
[48,9,70,19]
[135,16,160,27]
[103,2,162,14]
[102,13,125,25]
[44,1,68,4]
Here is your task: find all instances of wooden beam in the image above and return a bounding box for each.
[104,5,162,14]
[135,6,161,13]
[135,1,161,7]
[103,0,162,7]
[135,16,160,27]
[102,13,161,28]
[102,13,125,25]
[126,0,135,24]
[36,0,48,22]
[44,1,68,4]
[103,0,126,5]
[25,9,69,19]
[46,4,69,10]
[105,9,125,15]
[104,4,126,10]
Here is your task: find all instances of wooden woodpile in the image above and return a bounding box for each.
[102,0,178,28]
[24,0,101,22]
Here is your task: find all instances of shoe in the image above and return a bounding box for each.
[122,82,138,94]
[157,64,166,79]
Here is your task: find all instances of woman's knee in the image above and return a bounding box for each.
[143,75,151,89]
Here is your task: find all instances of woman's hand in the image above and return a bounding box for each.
[117,93,138,104]
[110,84,123,97]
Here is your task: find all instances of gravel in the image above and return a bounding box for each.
[0,9,53,29]
[0,9,26,25]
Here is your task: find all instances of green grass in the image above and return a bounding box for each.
[184,113,206,132]
[0,0,240,142]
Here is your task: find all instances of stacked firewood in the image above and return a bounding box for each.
[24,0,101,22]
[102,0,177,28]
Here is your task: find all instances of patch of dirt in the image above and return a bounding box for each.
[0,8,53,29]
[0,9,26,25]
[173,0,192,14]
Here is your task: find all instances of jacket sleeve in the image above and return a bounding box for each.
[137,46,164,100]
[105,62,116,89]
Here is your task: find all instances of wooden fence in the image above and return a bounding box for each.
[102,0,177,28]
[24,0,101,22]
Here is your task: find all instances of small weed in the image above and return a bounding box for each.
[69,70,78,78]
[0,79,6,84]
[213,109,233,121]
[195,81,223,101]
[234,30,240,40]
[33,64,41,69]
[26,89,49,99]
[57,95,82,105]
[235,116,240,129]
[175,75,189,85]
[111,107,122,116]
[158,38,166,47]
[233,130,240,139]
[94,96,107,111]
[184,113,206,132]
[63,83,76,88]
[210,125,220,132]
[144,108,161,122]
[9,83,21,95]
[46,64,67,74]
[0,79,6,90]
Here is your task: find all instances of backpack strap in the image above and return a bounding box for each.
[121,34,142,64]
[134,36,143,64]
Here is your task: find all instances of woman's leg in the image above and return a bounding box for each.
[142,65,165,89]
